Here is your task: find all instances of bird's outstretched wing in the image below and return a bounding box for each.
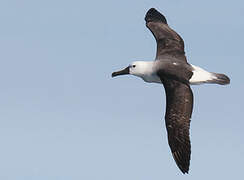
[159,75,193,174]
[145,8,186,61]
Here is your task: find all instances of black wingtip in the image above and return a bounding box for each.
[145,8,167,24]
[172,151,190,174]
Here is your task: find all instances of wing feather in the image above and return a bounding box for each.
[159,76,193,174]
[145,8,186,61]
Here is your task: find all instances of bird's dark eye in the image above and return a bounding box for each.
[132,65,136,68]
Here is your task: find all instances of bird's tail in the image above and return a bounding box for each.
[208,73,230,85]
[189,65,230,85]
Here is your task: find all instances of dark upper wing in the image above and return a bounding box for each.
[159,75,193,174]
[145,8,186,61]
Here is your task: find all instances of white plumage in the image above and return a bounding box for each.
[189,64,215,85]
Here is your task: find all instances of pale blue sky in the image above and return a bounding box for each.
[0,0,243,179]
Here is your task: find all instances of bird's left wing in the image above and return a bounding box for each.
[145,8,186,61]
[159,75,193,174]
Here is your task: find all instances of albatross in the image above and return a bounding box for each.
[112,8,230,174]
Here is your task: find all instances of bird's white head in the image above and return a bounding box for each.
[112,61,154,78]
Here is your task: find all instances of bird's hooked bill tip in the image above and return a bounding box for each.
[111,66,130,77]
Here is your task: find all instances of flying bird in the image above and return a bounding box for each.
[112,8,230,174]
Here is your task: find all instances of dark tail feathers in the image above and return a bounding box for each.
[209,73,230,85]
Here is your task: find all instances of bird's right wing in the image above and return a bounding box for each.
[145,8,186,61]
[159,75,193,174]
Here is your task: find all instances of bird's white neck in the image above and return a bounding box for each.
[130,61,161,83]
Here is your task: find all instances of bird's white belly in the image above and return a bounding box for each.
[141,74,162,84]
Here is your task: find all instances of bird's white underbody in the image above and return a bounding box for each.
[129,61,215,85]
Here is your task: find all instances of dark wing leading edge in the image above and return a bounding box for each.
[145,8,186,61]
[159,75,193,174]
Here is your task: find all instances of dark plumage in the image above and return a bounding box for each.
[145,8,185,60]
[145,8,193,173]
